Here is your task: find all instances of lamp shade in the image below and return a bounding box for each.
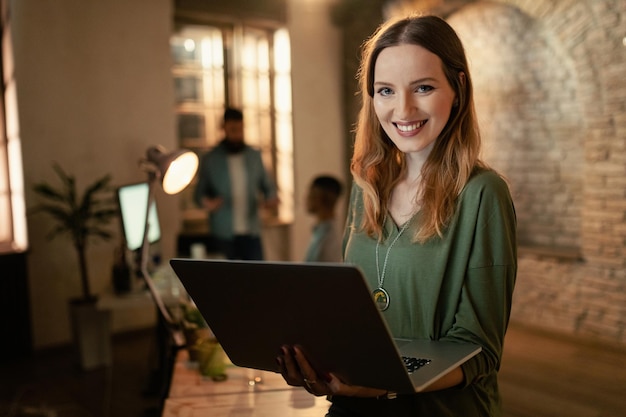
[146,146,199,195]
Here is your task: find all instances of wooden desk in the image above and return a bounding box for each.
[167,350,291,398]
[162,350,331,416]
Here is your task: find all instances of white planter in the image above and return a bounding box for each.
[69,300,112,370]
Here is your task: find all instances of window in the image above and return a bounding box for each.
[0,0,27,254]
[171,21,293,230]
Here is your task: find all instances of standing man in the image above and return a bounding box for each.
[194,107,278,260]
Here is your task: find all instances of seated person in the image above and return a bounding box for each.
[304,175,343,263]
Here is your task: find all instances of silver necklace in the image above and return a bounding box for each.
[373,215,413,311]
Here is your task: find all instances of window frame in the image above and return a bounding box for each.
[171,16,294,231]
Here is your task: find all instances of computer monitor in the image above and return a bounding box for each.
[116,182,161,251]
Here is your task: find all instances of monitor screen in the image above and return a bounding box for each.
[116,182,161,251]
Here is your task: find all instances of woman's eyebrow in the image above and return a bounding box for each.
[373,76,439,87]
[409,77,438,85]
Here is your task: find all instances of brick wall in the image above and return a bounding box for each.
[446,0,626,344]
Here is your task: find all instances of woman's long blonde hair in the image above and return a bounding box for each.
[351,15,487,242]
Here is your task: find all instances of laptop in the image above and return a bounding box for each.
[169,258,481,394]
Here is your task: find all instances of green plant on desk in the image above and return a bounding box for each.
[197,339,228,381]
[181,303,211,355]
[182,303,208,330]
[180,302,227,380]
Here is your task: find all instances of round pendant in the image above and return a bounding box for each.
[372,287,390,311]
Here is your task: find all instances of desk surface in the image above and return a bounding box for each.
[163,390,330,417]
[167,350,293,398]
[162,349,331,416]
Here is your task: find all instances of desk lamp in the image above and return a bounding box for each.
[139,145,198,345]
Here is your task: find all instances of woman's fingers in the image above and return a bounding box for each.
[293,346,331,396]
[277,345,387,398]
[292,346,316,378]
[278,345,303,386]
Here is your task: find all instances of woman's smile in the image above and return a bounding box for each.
[394,119,428,135]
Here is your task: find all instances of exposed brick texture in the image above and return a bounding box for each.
[444,0,626,344]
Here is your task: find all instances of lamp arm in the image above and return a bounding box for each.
[140,175,177,327]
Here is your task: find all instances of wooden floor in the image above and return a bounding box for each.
[1,322,625,417]
[0,328,162,417]
[499,322,626,417]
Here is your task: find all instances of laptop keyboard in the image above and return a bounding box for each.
[402,356,432,373]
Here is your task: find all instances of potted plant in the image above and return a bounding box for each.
[31,163,119,369]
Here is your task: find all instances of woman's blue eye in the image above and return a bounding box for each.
[417,85,434,93]
[377,87,393,96]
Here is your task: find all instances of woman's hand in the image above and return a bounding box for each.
[276,345,387,398]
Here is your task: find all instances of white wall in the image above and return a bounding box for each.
[288,0,348,262]
[14,0,178,348]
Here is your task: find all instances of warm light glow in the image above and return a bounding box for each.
[242,36,256,69]
[0,10,28,254]
[201,33,223,69]
[8,136,27,250]
[274,77,292,112]
[184,39,195,52]
[257,39,270,71]
[273,28,293,223]
[274,29,291,73]
[162,151,199,195]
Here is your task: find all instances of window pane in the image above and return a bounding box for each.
[0,5,27,254]
[240,29,272,153]
[171,25,225,149]
[174,75,203,103]
[177,113,206,143]
[0,194,11,243]
[8,136,26,237]
[273,28,293,223]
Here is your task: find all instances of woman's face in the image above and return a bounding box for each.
[372,44,456,155]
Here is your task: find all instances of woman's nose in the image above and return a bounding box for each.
[396,93,416,118]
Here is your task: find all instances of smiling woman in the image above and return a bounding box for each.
[276,14,517,417]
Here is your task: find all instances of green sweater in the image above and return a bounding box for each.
[341,169,517,416]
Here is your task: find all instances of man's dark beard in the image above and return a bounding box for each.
[222,138,245,154]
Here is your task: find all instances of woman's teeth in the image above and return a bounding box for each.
[396,120,426,132]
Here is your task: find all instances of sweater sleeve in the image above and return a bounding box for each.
[254,150,277,200]
[441,172,517,387]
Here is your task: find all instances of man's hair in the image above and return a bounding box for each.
[312,175,343,197]
[223,107,243,122]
